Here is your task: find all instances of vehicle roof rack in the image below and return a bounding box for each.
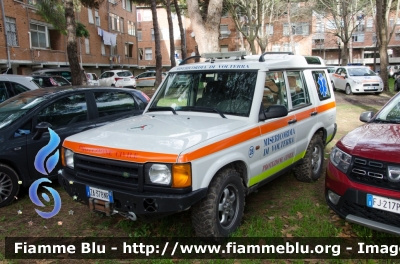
[179,55,202,66]
[259,52,294,62]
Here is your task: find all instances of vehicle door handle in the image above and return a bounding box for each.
[311,111,318,116]
[288,119,297,125]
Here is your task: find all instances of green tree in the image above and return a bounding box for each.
[36,0,102,85]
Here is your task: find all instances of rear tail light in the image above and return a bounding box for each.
[115,77,123,82]
[141,91,151,102]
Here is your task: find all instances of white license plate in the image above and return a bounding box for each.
[124,78,130,81]
[366,194,400,214]
[86,186,114,202]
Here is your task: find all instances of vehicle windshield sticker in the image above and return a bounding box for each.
[318,73,328,97]
[263,128,295,156]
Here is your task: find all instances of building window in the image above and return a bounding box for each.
[265,23,273,35]
[85,38,90,54]
[137,30,142,41]
[125,43,133,57]
[272,45,280,52]
[101,43,105,55]
[95,9,100,26]
[395,33,400,41]
[283,43,292,52]
[316,21,324,33]
[88,8,94,24]
[220,45,228,52]
[151,28,154,41]
[352,34,364,42]
[128,21,135,36]
[355,20,365,32]
[139,48,143,60]
[109,13,120,31]
[126,0,132,12]
[145,48,152,60]
[122,0,126,9]
[30,23,48,48]
[283,22,309,36]
[219,25,230,39]
[120,17,124,33]
[28,0,37,4]
[6,17,18,46]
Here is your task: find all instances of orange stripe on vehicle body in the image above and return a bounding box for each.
[64,102,336,163]
[317,101,336,112]
[178,127,261,162]
[63,141,178,163]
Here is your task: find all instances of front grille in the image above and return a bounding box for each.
[347,156,400,191]
[74,154,142,191]
[363,83,380,87]
[341,200,400,227]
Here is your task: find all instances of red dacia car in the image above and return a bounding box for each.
[326,92,400,235]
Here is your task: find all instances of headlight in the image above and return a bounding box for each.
[330,146,352,173]
[353,79,362,84]
[62,148,74,169]
[144,163,192,187]
[146,164,172,185]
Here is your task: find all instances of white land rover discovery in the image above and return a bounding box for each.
[59,52,337,237]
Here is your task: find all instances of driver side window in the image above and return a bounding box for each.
[263,71,287,109]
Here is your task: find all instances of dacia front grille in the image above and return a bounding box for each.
[341,200,400,227]
[74,154,142,191]
[348,157,400,191]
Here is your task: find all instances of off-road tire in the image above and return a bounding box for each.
[191,168,245,237]
[0,164,20,208]
[293,134,324,182]
[345,84,352,95]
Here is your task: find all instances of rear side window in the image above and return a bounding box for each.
[311,71,331,101]
[8,82,30,96]
[37,93,88,129]
[117,71,133,77]
[60,71,72,82]
[0,82,8,102]
[94,91,136,117]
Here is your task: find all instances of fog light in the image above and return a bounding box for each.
[328,190,341,205]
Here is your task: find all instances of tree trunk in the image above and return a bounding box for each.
[187,0,223,54]
[64,0,82,85]
[173,0,186,59]
[165,0,176,68]
[376,0,389,91]
[150,0,162,87]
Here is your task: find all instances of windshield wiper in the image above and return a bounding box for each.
[374,118,400,124]
[147,107,177,115]
[178,106,226,118]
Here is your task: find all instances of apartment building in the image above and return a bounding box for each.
[0,0,138,76]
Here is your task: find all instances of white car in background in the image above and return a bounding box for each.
[99,70,136,88]
[86,73,99,86]
[135,71,167,87]
[0,75,40,102]
[331,66,383,95]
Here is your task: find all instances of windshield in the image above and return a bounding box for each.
[375,94,400,123]
[0,95,46,129]
[348,67,376,76]
[149,71,258,117]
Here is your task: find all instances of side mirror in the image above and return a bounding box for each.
[259,105,288,121]
[32,122,52,140]
[360,111,374,123]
